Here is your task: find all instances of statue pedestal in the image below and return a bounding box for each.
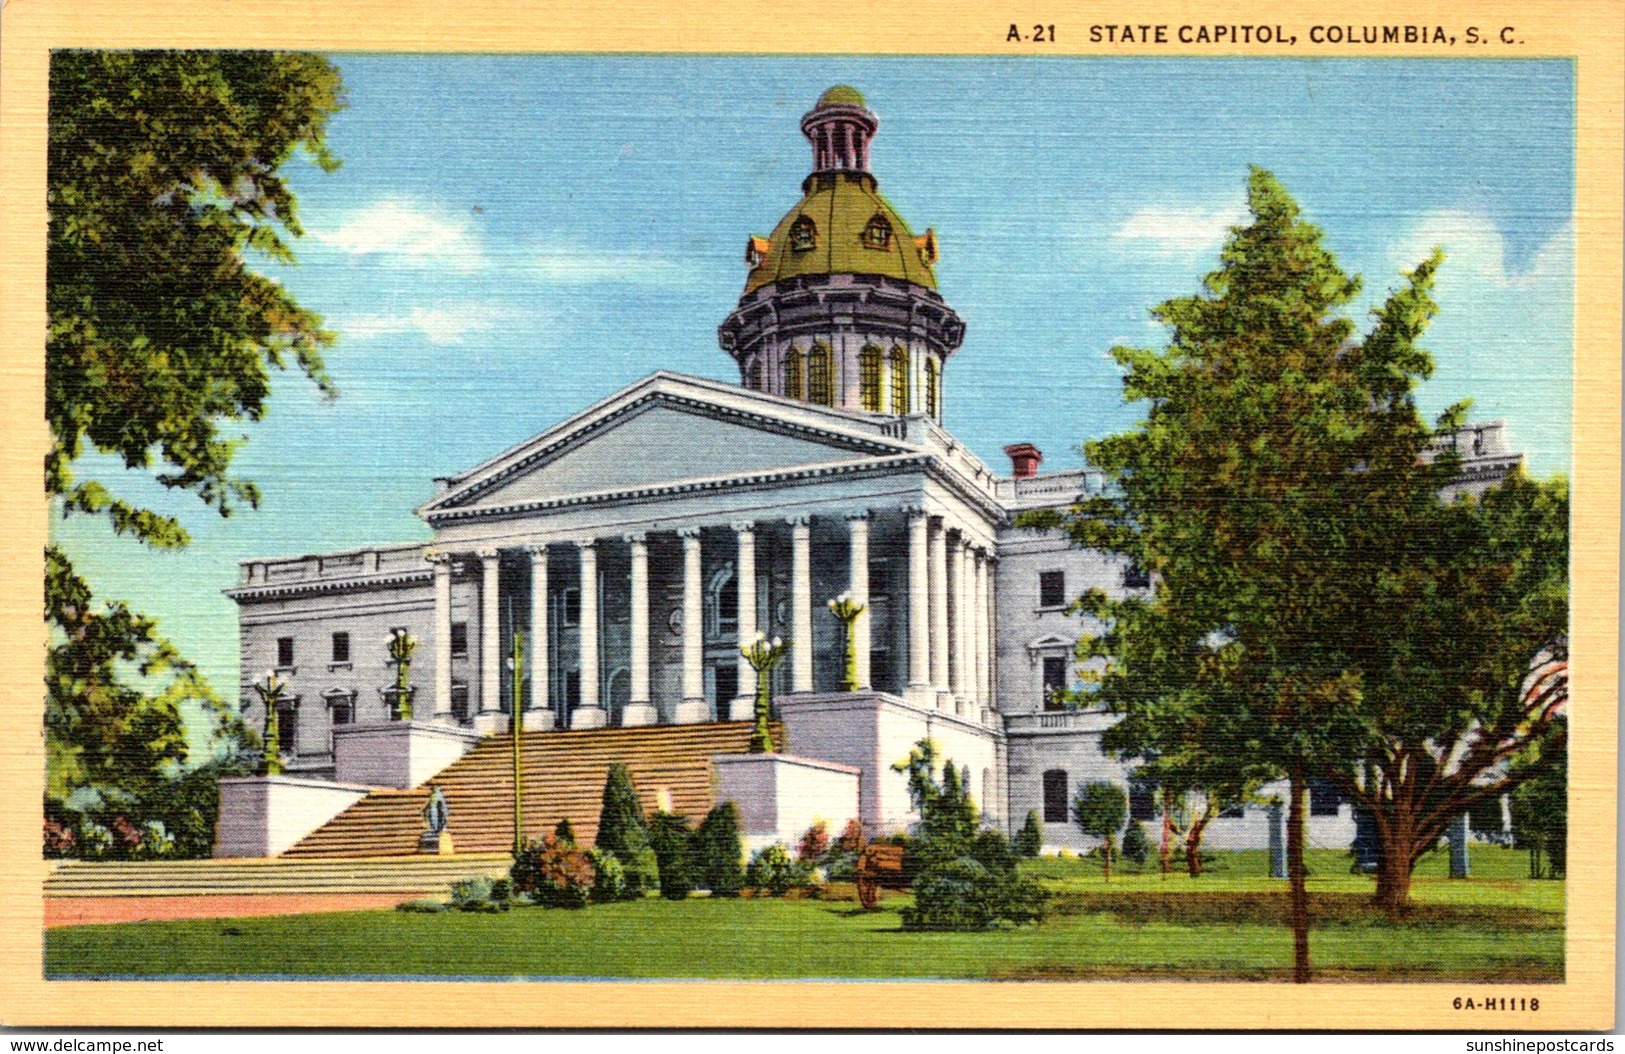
[418,830,455,856]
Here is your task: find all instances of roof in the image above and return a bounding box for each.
[743,172,938,293]
[817,84,866,107]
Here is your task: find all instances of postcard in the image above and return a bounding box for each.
[0,0,1618,1032]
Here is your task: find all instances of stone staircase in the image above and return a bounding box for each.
[282,720,770,859]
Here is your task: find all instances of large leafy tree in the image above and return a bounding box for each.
[46,51,344,811]
[1053,168,1461,981]
[1334,472,1568,910]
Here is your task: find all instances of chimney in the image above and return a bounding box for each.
[1003,443,1043,478]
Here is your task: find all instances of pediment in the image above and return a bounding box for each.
[423,376,918,517]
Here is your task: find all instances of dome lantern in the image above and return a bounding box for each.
[802,85,878,175]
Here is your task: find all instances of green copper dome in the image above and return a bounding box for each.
[744,174,938,294]
[817,84,866,107]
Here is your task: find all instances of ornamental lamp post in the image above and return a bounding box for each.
[251,670,287,776]
[387,628,419,720]
[827,592,866,692]
[740,631,790,753]
[507,631,526,856]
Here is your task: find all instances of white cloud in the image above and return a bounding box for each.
[1112,202,1248,255]
[1389,210,1572,288]
[313,200,485,273]
[525,249,690,287]
[339,305,497,345]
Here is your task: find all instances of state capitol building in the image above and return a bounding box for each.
[220,87,1522,858]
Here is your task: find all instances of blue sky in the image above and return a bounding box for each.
[53,56,1575,752]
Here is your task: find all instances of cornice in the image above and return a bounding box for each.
[226,569,434,603]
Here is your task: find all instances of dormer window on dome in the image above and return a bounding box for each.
[862,213,893,251]
[744,236,771,269]
[789,216,817,253]
[915,228,939,266]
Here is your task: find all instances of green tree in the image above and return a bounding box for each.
[1072,782,1127,881]
[46,51,345,816]
[594,763,649,856]
[1509,716,1567,880]
[1049,168,1460,979]
[648,812,697,901]
[1334,475,1568,909]
[1012,810,1043,858]
[694,802,745,897]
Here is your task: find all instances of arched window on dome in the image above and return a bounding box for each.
[745,356,762,392]
[889,345,910,415]
[859,344,882,411]
[789,215,817,253]
[862,213,893,251]
[925,356,940,420]
[786,347,806,401]
[807,341,834,406]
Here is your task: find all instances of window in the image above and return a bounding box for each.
[1129,779,1157,822]
[1122,562,1151,590]
[331,632,350,664]
[450,682,469,723]
[276,637,295,668]
[717,578,738,631]
[786,347,805,400]
[331,697,353,727]
[277,702,297,755]
[1042,657,1068,710]
[789,215,816,252]
[862,213,893,250]
[807,341,833,405]
[1309,778,1341,817]
[449,622,469,658]
[1038,570,1066,608]
[859,344,882,411]
[888,346,909,414]
[566,669,582,708]
[1042,769,1069,823]
[924,357,940,419]
[562,588,581,627]
[745,356,761,391]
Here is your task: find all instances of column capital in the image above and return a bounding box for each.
[426,550,454,567]
[903,503,928,521]
[476,547,501,562]
[622,532,648,546]
[845,509,871,523]
[730,520,756,535]
[524,542,549,560]
[575,538,599,553]
[677,526,702,541]
[785,514,810,529]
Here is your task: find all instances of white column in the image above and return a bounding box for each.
[572,540,605,729]
[906,507,932,705]
[789,515,814,693]
[525,544,554,729]
[475,548,503,731]
[730,522,757,721]
[676,528,709,723]
[949,532,969,713]
[430,551,455,723]
[847,511,871,691]
[974,547,992,724]
[929,517,950,708]
[623,534,657,726]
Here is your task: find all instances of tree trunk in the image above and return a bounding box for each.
[1102,835,1114,882]
[1186,812,1211,877]
[1288,763,1311,983]
[1373,805,1415,916]
[1160,788,1174,876]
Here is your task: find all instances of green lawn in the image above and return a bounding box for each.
[45,847,1562,982]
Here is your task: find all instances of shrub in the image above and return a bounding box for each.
[1012,810,1043,857]
[554,818,577,845]
[594,763,658,896]
[797,820,830,863]
[77,820,113,858]
[1073,782,1128,880]
[648,812,697,900]
[900,857,1047,931]
[450,875,507,912]
[836,818,866,854]
[140,820,175,858]
[396,898,447,913]
[968,828,1016,873]
[1121,821,1152,866]
[511,835,595,908]
[694,802,744,897]
[745,843,813,895]
[44,819,75,857]
[587,848,627,903]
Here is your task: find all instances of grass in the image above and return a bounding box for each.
[45,847,1562,982]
